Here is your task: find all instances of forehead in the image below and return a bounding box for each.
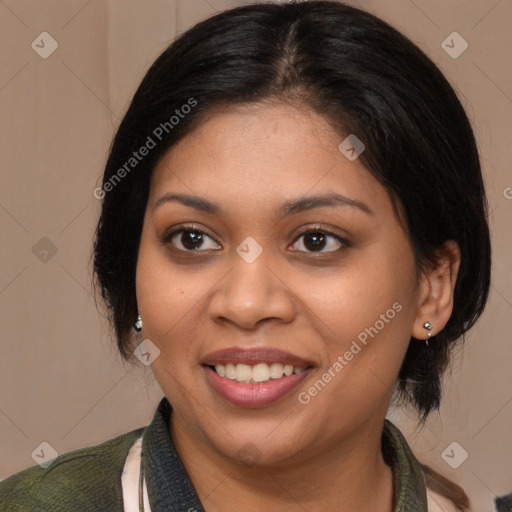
[148,102,389,215]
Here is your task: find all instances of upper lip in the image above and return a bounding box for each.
[201,347,315,367]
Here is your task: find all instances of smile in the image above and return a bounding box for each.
[212,362,308,383]
[203,364,313,408]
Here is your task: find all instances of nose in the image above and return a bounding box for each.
[208,253,296,330]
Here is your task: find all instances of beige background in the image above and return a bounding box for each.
[0,1,511,510]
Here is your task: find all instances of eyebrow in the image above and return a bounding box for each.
[152,192,373,217]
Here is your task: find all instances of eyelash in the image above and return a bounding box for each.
[161,223,350,255]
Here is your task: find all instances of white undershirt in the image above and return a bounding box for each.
[121,437,152,512]
[121,437,461,512]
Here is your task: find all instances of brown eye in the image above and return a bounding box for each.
[290,230,346,253]
[168,229,221,252]
[303,232,327,251]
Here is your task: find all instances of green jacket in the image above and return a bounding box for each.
[0,398,429,511]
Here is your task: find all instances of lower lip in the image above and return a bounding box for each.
[203,366,312,408]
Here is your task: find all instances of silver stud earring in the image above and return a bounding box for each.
[422,321,433,346]
[134,314,143,332]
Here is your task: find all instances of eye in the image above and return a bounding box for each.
[165,226,221,252]
[290,229,347,253]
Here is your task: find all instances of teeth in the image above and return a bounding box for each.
[269,363,284,379]
[213,363,308,383]
[235,364,252,382]
[252,363,270,382]
[225,363,236,380]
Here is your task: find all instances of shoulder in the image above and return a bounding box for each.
[0,427,145,512]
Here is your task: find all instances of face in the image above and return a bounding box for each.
[136,102,423,466]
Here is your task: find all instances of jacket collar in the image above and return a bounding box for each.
[142,397,428,511]
[382,417,429,510]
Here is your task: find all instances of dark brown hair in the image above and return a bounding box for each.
[422,464,471,511]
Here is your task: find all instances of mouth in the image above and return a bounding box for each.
[204,362,313,384]
[201,347,315,407]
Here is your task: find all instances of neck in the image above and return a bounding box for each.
[169,414,394,512]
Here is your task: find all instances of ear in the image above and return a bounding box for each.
[412,240,461,340]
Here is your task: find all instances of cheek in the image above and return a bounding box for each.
[304,252,414,338]
[135,235,224,366]
[135,242,207,399]
[294,266,416,425]
[136,235,192,343]
[297,251,418,407]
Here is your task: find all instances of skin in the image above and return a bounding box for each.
[135,102,460,512]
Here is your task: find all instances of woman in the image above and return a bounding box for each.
[0,1,490,511]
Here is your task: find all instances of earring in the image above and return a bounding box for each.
[134,314,143,332]
[422,321,433,346]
